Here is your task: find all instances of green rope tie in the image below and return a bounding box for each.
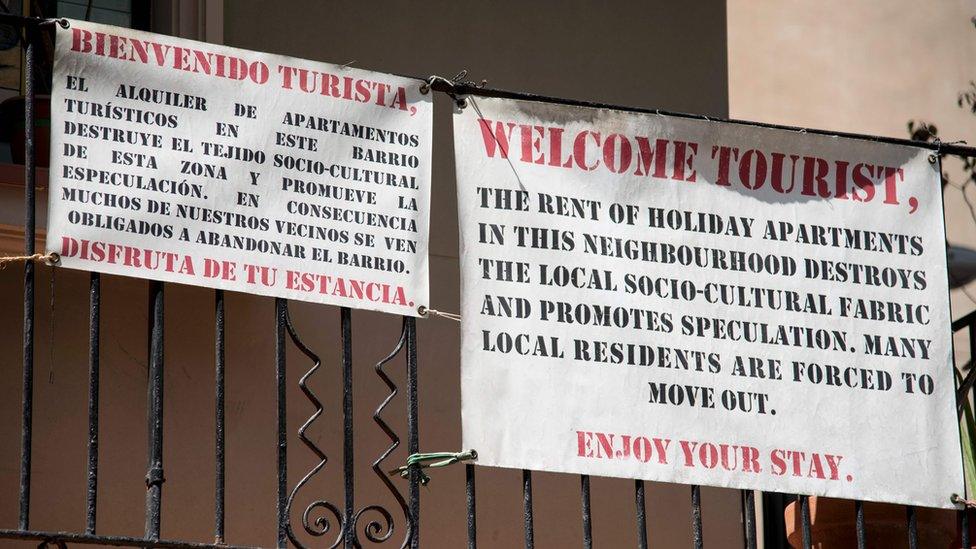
[389,450,478,485]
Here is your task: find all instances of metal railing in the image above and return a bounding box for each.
[3,11,976,549]
[0,14,424,548]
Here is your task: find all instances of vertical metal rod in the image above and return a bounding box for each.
[341,307,354,549]
[855,500,866,548]
[580,475,592,549]
[406,317,420,549]
[214,290,225,544]
[967,325,976,549]
[522,470,534,549]
[85,273,101,534]
[18,22,36,532]
[970,319,976,381]
[799,495,811,549]
[742,490,757,549]
[634,480,647,549]
[466,463,477,549]
[962,507,970,549]
[691,485,703,549]
[144,281,165,540]
[906,506,917,549]
[275,298,287,549]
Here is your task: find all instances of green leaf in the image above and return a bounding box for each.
[961,398,976,498]
[956,368,976,498]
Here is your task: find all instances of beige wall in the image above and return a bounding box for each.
[0,1,737,548]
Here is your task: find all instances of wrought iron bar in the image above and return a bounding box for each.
[275,298,288,549]
[907,506,917,549]
[691,485,702,549]
[523,470,534,549]
[967,323,975,549]
[406,317,420,549]
[742,490,757,549]
[342,307,354,549]
[966,322,976,549]
[466,464,476,549]
[953,309,976,331]
[214,290,225,544]
[958,364,976,415]
[351,318,409,547]
[0,13,64,26]
[19,21,36,532]
[970,318,976,417]
[282,302,343,549]
[970,317,976,385]
[86,273,100,534]
[799,495,811,549]
[580,475,592,549]
[962,508,970,549]
[430,81,976,159]
[855,500,866,548]
[634,480,647,549]
[0,529,263,549]
[145,281,165,540]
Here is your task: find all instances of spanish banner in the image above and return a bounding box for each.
[47,20,431,316]
[455,96,962,508]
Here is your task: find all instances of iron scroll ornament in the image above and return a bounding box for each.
[283,304,344,549]
[350,319,412,547]
[283,306,412,548]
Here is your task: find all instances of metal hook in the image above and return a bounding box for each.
[418,71,478,108]
[419,74,457,95]
[39,18,69,28]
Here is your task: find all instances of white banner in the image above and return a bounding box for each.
[47,20,431,316]
[455,96,962,508]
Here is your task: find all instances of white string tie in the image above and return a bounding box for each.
[418,306,461,322]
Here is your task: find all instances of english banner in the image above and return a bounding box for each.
[455,96,962,508]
